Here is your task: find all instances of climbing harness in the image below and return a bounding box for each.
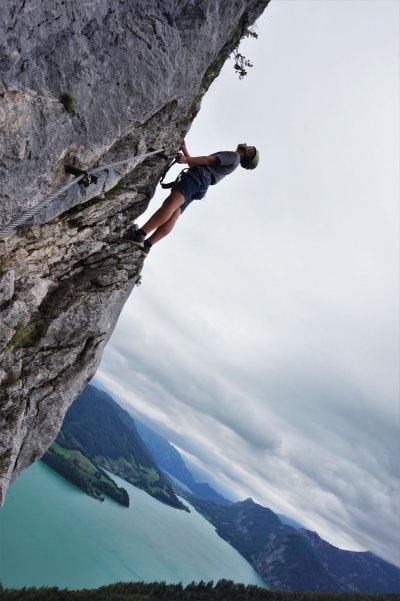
[0,148,174,240]
[160,158,212,202]
[159,152,182,190]
[159,151,207,196]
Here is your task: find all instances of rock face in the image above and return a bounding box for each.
[0,0,270,503]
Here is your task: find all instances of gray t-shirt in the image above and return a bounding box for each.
[206,151,241,185]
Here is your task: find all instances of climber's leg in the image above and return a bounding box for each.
[146,208,182,246]
[142,191,185,234]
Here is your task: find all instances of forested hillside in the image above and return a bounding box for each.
[44,385,187,510]
[42,441,129,506]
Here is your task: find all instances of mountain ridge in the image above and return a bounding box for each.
[184,495,400,594]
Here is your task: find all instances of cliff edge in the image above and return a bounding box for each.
[0,0,270,503]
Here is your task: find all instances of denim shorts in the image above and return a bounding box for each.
[172,167,211,213]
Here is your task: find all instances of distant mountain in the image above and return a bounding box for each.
[134,420,195,486]
[277,514,304,530]
[185,496,400,594]
[300,529,400,594]
[46,385,187,511]
[134,418,232,505]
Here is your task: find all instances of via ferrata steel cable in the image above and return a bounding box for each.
[0,148,166,240]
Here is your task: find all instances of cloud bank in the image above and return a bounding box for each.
[97,0,399,567]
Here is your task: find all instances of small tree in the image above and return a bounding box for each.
[231,26,258,79]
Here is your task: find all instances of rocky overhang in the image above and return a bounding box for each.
[0,0,270,504]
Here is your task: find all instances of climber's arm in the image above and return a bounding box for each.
[177,154,219,167]
[180,139,190,157]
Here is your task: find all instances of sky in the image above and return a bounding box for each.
[96,0,400,567]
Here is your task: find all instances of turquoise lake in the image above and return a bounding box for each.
[0,462,266,590]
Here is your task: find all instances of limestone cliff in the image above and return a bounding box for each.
[0,1,270,503]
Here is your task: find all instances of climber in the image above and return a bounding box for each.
[124,140,259,254]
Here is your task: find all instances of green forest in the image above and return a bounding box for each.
[42,442,129,506]
[1,580,400,601]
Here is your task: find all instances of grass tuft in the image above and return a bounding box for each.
[60,92,76,112]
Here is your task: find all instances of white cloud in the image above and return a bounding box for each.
[97,0,399,567]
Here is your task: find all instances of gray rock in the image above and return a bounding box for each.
[0,0,270,503]
[17,277,52,309]
[92,269,129,288]
[0,322,15,347]
[0,270,15,306]
[2,300,29,329]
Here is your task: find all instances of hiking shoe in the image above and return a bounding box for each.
[140,243,151,256]
[124,228,146,247]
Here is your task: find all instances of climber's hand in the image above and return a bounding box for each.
[176,153,187,164]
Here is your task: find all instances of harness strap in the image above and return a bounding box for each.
[160,152,187,189]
